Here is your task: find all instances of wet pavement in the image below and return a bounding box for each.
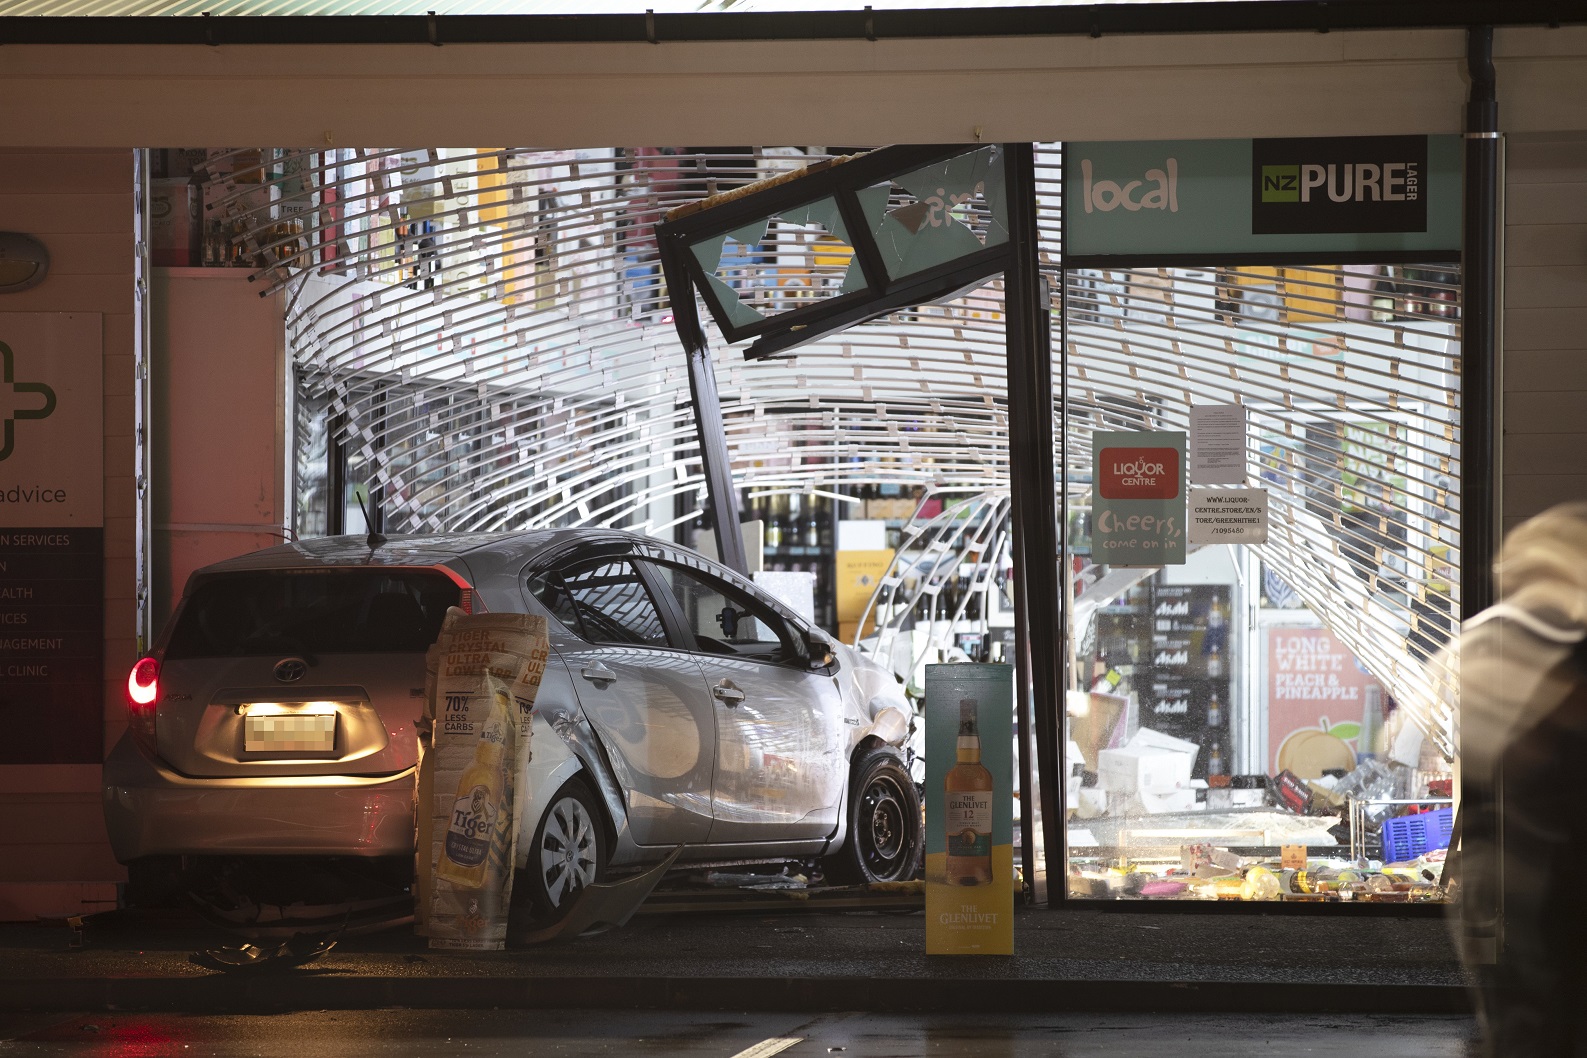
[0,898,1473,1016]
[0,1008,1482,1057]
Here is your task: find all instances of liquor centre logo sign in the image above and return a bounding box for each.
[1099,446,1180,500]
[1093,430,1187,566]
[1064,135,1459,258]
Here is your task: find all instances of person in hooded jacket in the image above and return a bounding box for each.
[1451,501,1587,1057]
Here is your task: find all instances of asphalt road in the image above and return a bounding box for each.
[0,1009,1480,1057]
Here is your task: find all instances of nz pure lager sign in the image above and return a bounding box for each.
[1252,135,1428,235]
[0,313,104,764]
[1092,430,1187,566]
[1065,135,1460,258]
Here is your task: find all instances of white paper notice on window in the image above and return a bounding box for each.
[1189,403,1247,486]
[1189,488,1269,546]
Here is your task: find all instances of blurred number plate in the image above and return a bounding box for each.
[245,713,336,754]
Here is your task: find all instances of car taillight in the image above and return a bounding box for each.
[126,657,159,749]
[434,566,485,614]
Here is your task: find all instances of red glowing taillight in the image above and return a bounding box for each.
[127,656,159,706]
[126,656,160,749]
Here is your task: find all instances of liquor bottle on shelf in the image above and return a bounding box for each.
[778,496,797,551]
[803,494,821,548]
[875,582,894,624]
[1206,692,1222,728]
[764,496,783,550]
[1090,651,1122,696]
[944,698,995,886]
[1206,644,1223,678]
[786,493,802,549]
[1208,739,1226,778]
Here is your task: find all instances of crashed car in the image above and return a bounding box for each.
[104,529,921,924]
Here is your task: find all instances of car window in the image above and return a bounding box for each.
[646,561,796,664]
[530,560,669,648]
[524,570,583,632]
[163,569,459,658]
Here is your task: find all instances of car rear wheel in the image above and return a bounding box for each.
[825,746,922,885]
[523,778,606,922]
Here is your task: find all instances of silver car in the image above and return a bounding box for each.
[104,529,921,924]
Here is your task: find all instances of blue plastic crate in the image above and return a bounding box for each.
[1380,806,1454,863]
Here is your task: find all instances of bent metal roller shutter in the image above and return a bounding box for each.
[191,144,1457,757]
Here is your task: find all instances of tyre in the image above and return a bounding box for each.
[825,746,922,884]
[523,778,606,922]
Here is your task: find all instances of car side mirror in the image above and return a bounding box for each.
[805,634,836,672]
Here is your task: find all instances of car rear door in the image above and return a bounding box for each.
[640,558,846,844]
[525,556,716,846]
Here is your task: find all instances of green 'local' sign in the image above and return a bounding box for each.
[1064,135,1461,259]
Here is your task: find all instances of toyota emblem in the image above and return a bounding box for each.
[273,657,309,683]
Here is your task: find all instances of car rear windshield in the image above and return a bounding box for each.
[164,568,461,659]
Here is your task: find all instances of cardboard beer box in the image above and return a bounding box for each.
[416,609,550,950]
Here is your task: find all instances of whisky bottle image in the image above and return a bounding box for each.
[944,698,995,886]
[438,705,508,889]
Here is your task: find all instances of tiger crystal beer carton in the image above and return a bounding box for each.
[417,609,550,950]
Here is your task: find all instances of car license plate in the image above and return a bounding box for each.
[245,712,337,754]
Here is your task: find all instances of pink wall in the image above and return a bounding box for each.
[150,268,287,631]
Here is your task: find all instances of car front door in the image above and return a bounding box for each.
[642,559,846,844]
[526,557,715,846]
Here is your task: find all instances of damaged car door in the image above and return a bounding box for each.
[640,558,846,844]
[526,557,716,846]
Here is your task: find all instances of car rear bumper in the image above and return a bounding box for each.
[102,734,417,862]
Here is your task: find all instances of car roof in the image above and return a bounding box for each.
[192,528,642,575]
[180,528,821,640]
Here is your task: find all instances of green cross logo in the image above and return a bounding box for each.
[0,340,58,462]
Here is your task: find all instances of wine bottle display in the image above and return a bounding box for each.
[944,698,995,886]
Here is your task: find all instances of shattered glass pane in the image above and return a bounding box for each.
[868,145,1009,282]
[689,195,864,326]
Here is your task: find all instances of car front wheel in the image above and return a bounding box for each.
[826,746,922,884]
[523,778,606,922]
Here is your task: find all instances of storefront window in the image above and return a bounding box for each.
[1060,264,1460,903]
